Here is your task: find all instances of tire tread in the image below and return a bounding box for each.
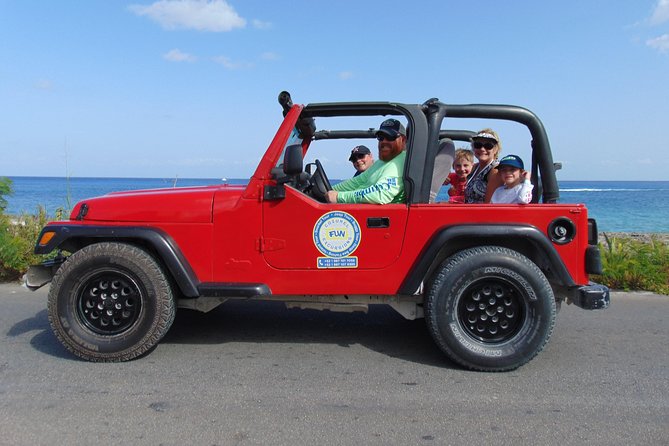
[47,242,175,362]
[425,246,556,372]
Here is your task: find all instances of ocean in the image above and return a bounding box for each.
[3,177,669,233]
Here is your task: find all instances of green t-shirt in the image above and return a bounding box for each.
[333,151,406,204]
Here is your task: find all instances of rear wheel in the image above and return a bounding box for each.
[425,246,556,371]
[47,242,175,362]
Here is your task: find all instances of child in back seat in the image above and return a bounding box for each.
[444,148,474,203]
[490,154,534,204]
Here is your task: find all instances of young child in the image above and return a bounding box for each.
[443,148,474,203]
[491,154,534,204]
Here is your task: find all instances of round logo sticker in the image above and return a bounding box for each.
[313,211,361,258]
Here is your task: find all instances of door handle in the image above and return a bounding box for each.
[367,217,390,228]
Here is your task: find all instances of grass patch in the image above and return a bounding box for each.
[0,177,62,281]
[0,207,53,281]
[593,234,669,295]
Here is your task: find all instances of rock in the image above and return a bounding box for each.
[599,232,669,245]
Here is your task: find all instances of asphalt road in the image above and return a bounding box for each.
[1,282,668,445]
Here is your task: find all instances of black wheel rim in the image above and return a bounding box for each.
[457,278,526,343]
[76,270,143,335]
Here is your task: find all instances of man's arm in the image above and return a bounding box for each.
[329,152,405,204]
[336,175,403,204]
[326,167,370,203]
[332,169,368,193]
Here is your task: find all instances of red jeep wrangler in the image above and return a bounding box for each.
[27,91,609,371]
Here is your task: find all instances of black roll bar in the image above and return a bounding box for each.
[439,103,559,203]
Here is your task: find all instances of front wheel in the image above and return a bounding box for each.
[425,246,556,371]
[47,242,176,362]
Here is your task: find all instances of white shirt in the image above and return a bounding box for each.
[491,180,534,204]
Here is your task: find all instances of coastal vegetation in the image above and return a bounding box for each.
[0,178,53,281]
[593,233,669,295]
[0,176,667,293]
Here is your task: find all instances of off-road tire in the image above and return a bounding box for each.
[47,242,176,362]
[425,246,556,371]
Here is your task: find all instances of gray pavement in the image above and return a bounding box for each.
[1,282,668,445]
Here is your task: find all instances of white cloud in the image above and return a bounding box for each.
[647,33,669,52]
[212,55,253,69]
[252,19,271,29]
[297,65,325,78]
[260,52,279,61]
[338,71,354,80]
[163,48,197,62]
[650,0,669,25]
[35,79,53,90]
[128,0,246,32]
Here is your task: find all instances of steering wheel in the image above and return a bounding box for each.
[308,159,333,202]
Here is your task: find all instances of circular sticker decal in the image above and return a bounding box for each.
[313,211,361,258]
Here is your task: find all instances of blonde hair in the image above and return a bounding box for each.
[455,148,474,163]
[472,128,502,159]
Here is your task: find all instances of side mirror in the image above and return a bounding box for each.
[283,144,303,175]
[264,143,304,201]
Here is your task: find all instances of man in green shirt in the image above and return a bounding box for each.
[325,118,407,204]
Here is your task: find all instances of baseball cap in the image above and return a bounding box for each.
[375,119,407,139]
[349,145,371,161]
[472,130,499,142]
[497,154,524,170]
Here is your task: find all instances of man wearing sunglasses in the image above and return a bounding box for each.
[326,118,407,204]
[349,145,374,177]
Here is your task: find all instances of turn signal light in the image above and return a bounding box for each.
[38,231,56,246]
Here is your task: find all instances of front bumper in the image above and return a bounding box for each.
[25,257,66,291]
[567,282,610,310]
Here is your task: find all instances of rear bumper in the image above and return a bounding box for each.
[567,282,610,310]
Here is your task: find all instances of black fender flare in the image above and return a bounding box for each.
[34,224,200,297]
[399,224,576,295]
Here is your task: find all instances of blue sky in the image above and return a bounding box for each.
[1,0,668,181]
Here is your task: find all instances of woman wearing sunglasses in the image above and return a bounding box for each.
[464,129,504,203]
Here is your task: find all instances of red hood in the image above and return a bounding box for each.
[69,185,245,223]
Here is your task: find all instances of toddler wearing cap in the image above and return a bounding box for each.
[490,154,534,204]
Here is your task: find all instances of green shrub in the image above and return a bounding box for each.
[0,207,52,281]
[593,234,669,295]
[0,177,66,281]
[0,177,11,211]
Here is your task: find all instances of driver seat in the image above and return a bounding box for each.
[429,138,455,203]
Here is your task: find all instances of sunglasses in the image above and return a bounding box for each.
[472,141,496,150]
[350,154,367,161]
[376,133,400,142]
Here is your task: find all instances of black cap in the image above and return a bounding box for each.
[498,154,524,170]
[349,145,371,161]
[375,118,407,139]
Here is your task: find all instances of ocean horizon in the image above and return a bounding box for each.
[4,176,669,233]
